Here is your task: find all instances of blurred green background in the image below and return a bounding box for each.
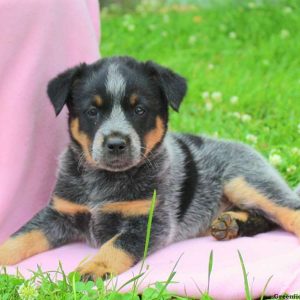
[100,0,300,186]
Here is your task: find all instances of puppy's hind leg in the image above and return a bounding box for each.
[211,209,277,240]
[223,177,300,238]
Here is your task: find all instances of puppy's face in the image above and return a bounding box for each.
[48,57,187,171]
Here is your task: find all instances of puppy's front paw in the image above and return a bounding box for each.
[0,231,50,265]
[76,237,135,281]
[76,260,113,281]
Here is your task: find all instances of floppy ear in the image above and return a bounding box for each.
[144,61,187,112]
[47,64,86,116]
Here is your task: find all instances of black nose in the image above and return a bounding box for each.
[105,136,127,154]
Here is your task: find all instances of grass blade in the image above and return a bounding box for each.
[238,250,251,300]
[260,275,273,300]
[207,250,213,294]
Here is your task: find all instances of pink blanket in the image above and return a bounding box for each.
[6,230,300,299]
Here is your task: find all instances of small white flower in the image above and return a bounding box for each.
[127,24,135,31]
[269,154,283,166]
[280,29,290,39]
[205,102,213,111]
[241,114,252,122]
[188,35,197,45]
[232,112,241,119]
[291,147,300,156]
[207,63,214,70]
[212,131,219,138]
[202,91,210,99]
[161,31,168,37]
[163,14,170,23]
[219,24,227,32]
[283,6,293,14]
[248,2,256,9]
[246,134,257,144]
[262,59,270,66]
[229,32,237,39]
[211,91,222,102]
[148,24,156,31]
[230,96,239,104]
[287,165,297,174]
[18,282,38,300]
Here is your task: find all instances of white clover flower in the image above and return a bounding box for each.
[231,112,241,119]
[161,31,168,37]
[229,32,237,39]
[188,35,197,45]
[287,165,297,174]
[230,96,239,104]
[280,29,290,39]
[127,24,135,31]
[248,2,256,9]
[262,59,270,66]
[246,134,258,144]
[18,282,38,300]
[219,24,227,32]
[148,24,156,31]
[291,147,300,156]
[241,114,252,122]
[269,153,283,166]
[207,63,214,70]
[211,91,222,102]
[283,6,293,14]
[163,14,170,23]
[202,91,210,99]
[205,102,213,111]
[212,131,219,138]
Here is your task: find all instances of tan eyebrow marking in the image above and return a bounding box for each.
[94,95,103,107]
[129,93,138,106]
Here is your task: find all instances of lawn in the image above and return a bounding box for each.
[1,0,300,299]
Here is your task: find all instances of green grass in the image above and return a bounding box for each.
[2,0,300,298]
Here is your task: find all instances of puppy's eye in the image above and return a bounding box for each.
[134,105,146,116]
[86,108,98,118]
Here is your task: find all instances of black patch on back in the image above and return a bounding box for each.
[175,137,198,220]
[184,134,204,149]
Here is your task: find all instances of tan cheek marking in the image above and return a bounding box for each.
[0,230,50,265]
[224,177,300,236]
[70,118,94,164]
[76,235,134,278]
[129,93,138,106]
[52,196,90,215]
[144,116,165,155]
[94,95,103,107]
[100,199,155,217]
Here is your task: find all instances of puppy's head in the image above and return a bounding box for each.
[47,56,187,171]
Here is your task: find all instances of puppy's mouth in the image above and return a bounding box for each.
[95,156,140,172]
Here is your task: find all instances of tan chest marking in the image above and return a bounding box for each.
[100,199,155,217]
[52,196,90,215]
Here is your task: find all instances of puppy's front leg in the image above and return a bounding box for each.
[77,217,165,280]
[0,199,89,265]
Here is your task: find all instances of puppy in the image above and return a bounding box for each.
[1,56,300,280]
